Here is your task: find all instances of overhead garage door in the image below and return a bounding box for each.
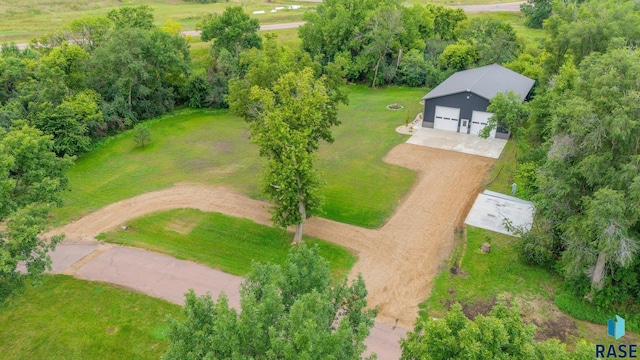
[470,111,496,138]
[433,106,460,133]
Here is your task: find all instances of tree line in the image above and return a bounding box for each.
[493,0,640,327]
[190,0,523,109]
[0,5,190,157]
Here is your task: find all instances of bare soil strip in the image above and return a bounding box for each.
[50,144,493,328]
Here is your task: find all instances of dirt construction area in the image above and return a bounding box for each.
[51,143,494,329]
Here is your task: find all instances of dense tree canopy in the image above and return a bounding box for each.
[88,26,189,123]
[1,6,191,155]
[297,0,511,86]
[228,35,346,125]
[0,121,72,304]
[164,245,376,359]
[529,49,640,301]
[455,17,522,66]
[542,0,640,75]
[299,0,382,65]
[106,5,155,30]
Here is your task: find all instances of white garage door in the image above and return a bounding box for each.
[433,106,460,133]
[470,111,496,138]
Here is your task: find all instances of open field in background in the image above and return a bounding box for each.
[0,0,527,44]
[0,0,309,44]
[97,208,356,280]
[261,27,301,49]
[53,86,421,228]
[419,0,520,3]
[0,275,181,360]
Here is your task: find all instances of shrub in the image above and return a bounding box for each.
[133,123,151,148]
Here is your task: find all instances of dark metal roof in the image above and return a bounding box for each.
[422,64,535,101]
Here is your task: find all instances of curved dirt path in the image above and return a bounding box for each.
[50,144,493,328]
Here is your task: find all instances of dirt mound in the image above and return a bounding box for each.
[522,296,579,343]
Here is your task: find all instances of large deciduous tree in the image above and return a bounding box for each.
[480,91,529,168]
[430,5,466,41]
[228,35,347,126]
[88,26,190,123]
[67,16,112,52]
[298,0,470,85]
[520,0,553,29]
[454,16,522,66]
[437,41,476,71]
[249,69,336,244]
[194,6,261,108]
[164,245,377,359]
[299,0,380,64]
[106,5,155,30]
[364,8,402,88]
[0,121,73,304]
[198,6,262,59]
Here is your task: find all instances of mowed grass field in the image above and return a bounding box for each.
[55,86,422,228]
[0,0,309,44]
[97,208,356,280]
[0,276,181,360]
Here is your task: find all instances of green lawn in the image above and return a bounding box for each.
[262,27,302,49]
[0,275,180,360]
[96,208,356,280]
[316,86,420,227]
[485,138,517,195]
[55,109,263,224]
[423,225,562,319]
[55,86,420,228]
